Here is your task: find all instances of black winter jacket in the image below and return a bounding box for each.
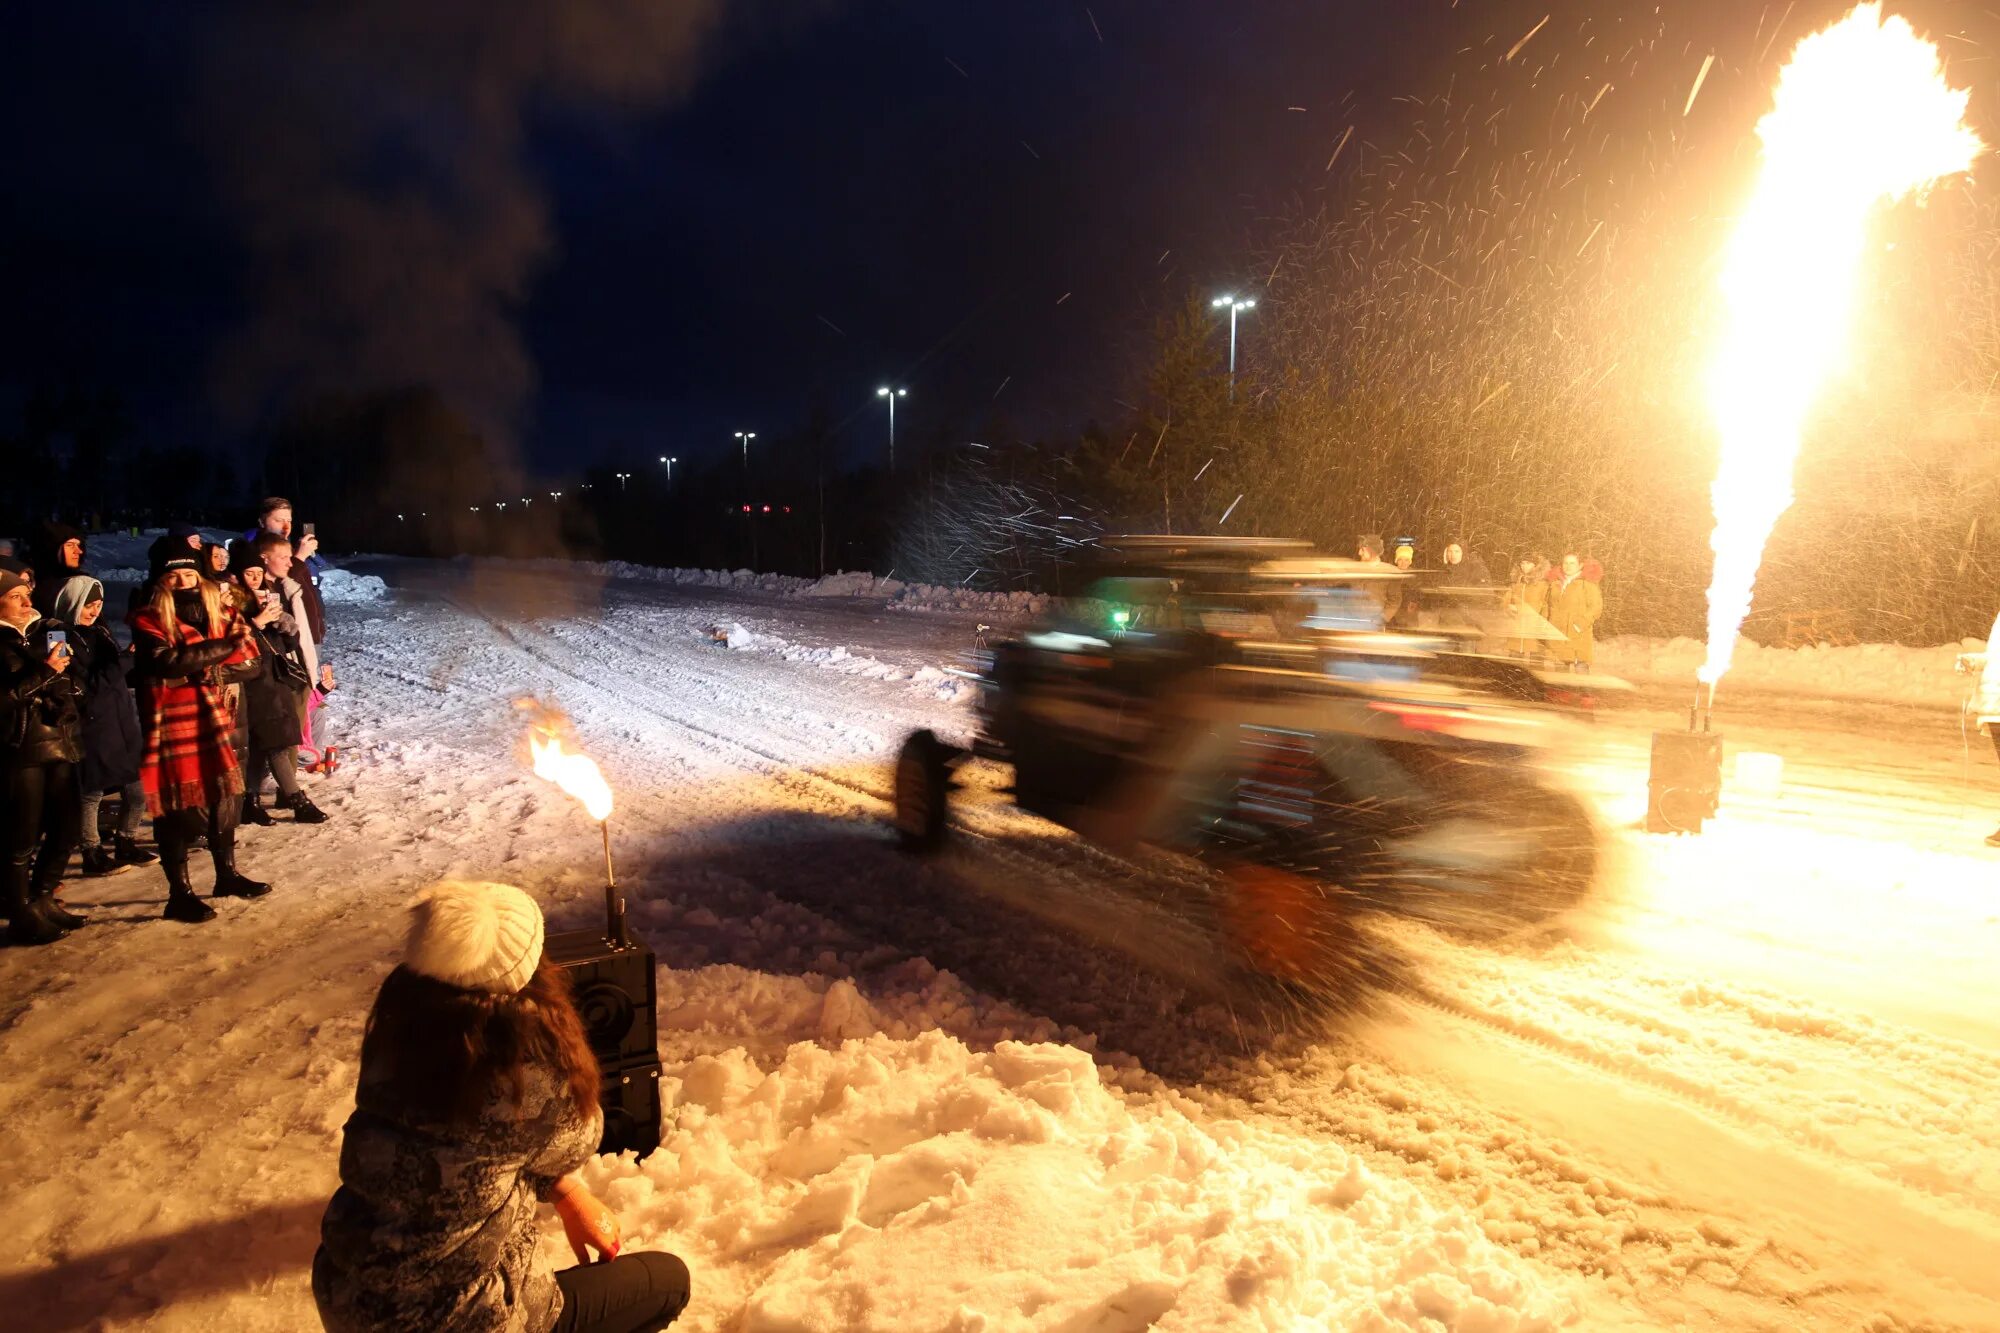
[69,622,144,792]
[241,623,304,752]
[0,620,85,768]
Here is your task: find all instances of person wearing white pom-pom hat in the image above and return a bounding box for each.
[314,881,689,1333]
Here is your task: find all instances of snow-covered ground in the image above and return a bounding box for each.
[3,553,1997,1331]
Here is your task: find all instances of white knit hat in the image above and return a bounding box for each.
[404,881,546,995]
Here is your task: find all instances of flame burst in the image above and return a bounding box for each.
[1699,3,1979,689]
[520,700,614,822]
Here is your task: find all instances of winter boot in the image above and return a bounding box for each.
[81,844,118,877]
[35,881,86,931]
[284,791,329,825]
[159,839,216,924]
[6,856,67,945]
[113,836,157,868]
[241,794,275,827]
[210,832,271,899]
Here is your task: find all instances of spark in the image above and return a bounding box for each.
[1684,53,1716,115]
[816,313,847,337]
[993,375,1012,400]
[1218,494,1245,525]
[1325,124,1354,171]
[1575,219,1604,256]
[1021,140,1042,160]
[1505,15,1550,64]
[1086,7,1103,43]
[1698,3,1981,690]
[1055,291,1071,305]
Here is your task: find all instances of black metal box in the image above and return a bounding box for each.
[1647,730,1723,834]
[546,929,659,1069]
[597,1058,663,1158]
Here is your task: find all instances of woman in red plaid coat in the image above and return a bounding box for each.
[131,538,274,923]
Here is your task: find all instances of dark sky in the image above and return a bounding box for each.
[6,0,1994,477]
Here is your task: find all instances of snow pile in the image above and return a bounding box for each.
[586,1029,1573,1332]
[1598,635,1982,709]
[464,556,1049,617]
[696,622,969,700]
[317,567,388,603]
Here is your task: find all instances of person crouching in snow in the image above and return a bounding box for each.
[314,882,691,1333]
[131,537,271,922]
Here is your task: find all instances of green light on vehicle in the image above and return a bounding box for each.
[1110,608,1131,630]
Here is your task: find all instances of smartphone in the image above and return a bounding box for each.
[303,522,316,537]
[47,628,68,657]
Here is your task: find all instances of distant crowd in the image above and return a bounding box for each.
[0,498,338,945]
[1355,532,1606,672]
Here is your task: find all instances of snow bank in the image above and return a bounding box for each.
[698,622,970,700]
[471,556,1050,618]
[586,1028,1573,1332]
[1598,634,1982,709]
[318,568,387,603]
[84,529,385,603]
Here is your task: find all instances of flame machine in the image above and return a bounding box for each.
[1647,689,1723,835]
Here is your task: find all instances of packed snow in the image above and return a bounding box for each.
[3,553,1997,1331]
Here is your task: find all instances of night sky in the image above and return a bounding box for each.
[6,1,1995,477]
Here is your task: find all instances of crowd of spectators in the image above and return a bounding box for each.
[0,498,337,943]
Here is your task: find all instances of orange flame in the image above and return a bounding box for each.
[519,700,614,822]
[1699,4,1980,689]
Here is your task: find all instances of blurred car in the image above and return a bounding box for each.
[893,537,1604,982]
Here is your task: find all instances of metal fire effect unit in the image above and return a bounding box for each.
[547,822,661,1158]
[1647,707,1723,834]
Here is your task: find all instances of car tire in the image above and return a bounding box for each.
[894,729,953,854]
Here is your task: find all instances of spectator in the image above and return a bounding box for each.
[1548,552,1604,672]
[249,497,327,647]
[51,575,156,877]
[131,536,272,922]
[1441,540,1492,584]
[1503,554,1551,657]
[203,538,235,582]
[1,557,86,944]
[314,882,691,1333]
[31,522,87,618]
[233,548,325,824]
[1356,532,1404,626]
[255,531,337,764]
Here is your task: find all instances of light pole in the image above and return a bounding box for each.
[615,471,631,492]
[734,431,756,487]
[1210,294,1256,399]
[658,455,678,487]
[876,386,907,472]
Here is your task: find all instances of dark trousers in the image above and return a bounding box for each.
[250,744,302,800]
[553,1252,689,1333]
[5,761,83,888]
[155,793,241,861]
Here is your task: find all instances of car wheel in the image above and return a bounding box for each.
[894,729,952,854]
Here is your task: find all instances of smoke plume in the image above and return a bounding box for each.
[200,1,725,449]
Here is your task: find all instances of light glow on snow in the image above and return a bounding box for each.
[1699,3,1978,689]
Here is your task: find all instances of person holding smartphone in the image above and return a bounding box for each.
[0,557,87,944]
[231,548,324,824]
[131,537,272,922]
[249,497,327,647]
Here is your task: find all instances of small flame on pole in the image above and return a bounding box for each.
[1697,3,1980,697]
[519,699,629,946]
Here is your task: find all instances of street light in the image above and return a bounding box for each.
[1210,294,1256,398]
[876,386,908,472]
[615,471,632,491]
[550,491,562,501]
[734,431,756,486]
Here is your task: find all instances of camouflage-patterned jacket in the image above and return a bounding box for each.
[312,1057,602,1333]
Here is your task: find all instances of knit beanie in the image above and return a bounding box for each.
[0,556,30,598]
[1358,533,1385,558]
[148,535,201,580]
[404,881,546,995]
[1394,541,1416,564]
